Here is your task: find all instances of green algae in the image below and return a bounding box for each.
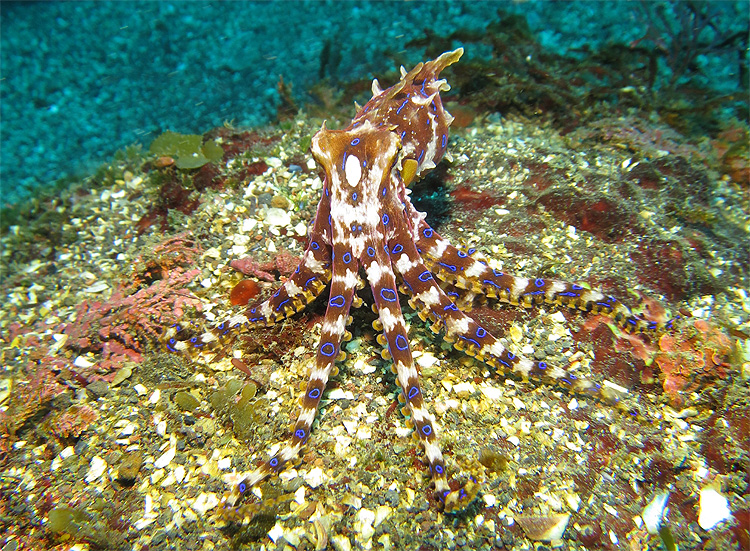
[149,131,224,169]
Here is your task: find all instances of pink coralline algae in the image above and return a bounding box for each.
[62,267,202,379]
[653,319,732,405]
[229,249,298,282]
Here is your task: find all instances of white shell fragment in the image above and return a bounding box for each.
[642,491,670,534]
[698,486,731,530]
[265,207,292,228]
[516,514,570,541]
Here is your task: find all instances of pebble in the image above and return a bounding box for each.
[85,455,107,482]
[265,207,291,227]
[698,486,731,530]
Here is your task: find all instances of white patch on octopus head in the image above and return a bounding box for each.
[345,154,362,187]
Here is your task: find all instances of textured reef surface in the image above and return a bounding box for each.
[1,18,749,551]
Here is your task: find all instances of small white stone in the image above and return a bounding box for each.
[642,491,670,534]
[154,444,176,469]
[73,356,95,368]
[304,466,326,488]
[415,352,439,368]
[698,486,731,530]
[327,388,355,401]
[133,384,148,396]
[217,457,231,470]
[548,311,566,323]
[241,218,257,232]
[266,156,283,168]
[374,505,392,527]
[190,492,219,515]
[294,221,307,236]
[85,456,107,482]
[265,208,291,228]
[479,384,503,401]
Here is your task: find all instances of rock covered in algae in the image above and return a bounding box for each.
[149,130,224,169]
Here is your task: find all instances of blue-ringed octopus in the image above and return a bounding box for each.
[168,49,671,513]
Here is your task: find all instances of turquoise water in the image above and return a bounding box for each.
[1,0,746,205]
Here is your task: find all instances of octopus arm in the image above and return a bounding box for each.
[233,247,356,499]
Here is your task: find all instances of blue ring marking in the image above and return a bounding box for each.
[407,386,419,400]
[329,295,345,308]
[325,186,330,196]
[350,138,360,146]
[380,288,398,302]
[476,327,487,338]
[238,482,247,494]
[384,244,389,254]
[492,269,504,277]
[441,134,447,148]
[328,214,332,226]
[462,336,481,348]
[295,429,306,440]
[367,246,375,257]
[352,121,361,128]
[351,223,357,232]
[172,323,182,331]
[320,342,336,357]
[403,281,413,293]
[438,262,457,272]
[391,244,403,254]
[431,100,437,111]
[597,301,613,308]
[418,149,425,163]
[421,424,432,436]
[559,291,580,297]
[467,248,476,255]
[308,388,321,399]
[395,334,408,350]
[382,213,389,225]
[524,290,545,296]
[571,284,584,290]
[362,159,367,167]
[352,192,357,202]
[311,241,320,250]
[401,130,407,140]
[420,80,427,96]
[341,151,347,171]
[499,359,510,368]
[418,271,432,282]
[396,98,410,115]
[507,352,516,360]
[273,290,281,298]
[628,318,637,325]
[218,323,225,330]
[342,252,352,264]
[483,279,501,288]
[422,228,433,238]
[538,361,547,370]
[535,278,545,287]
[444,303,458,312]
[167,340,177,352]
[457,250,467,258]
[270,458,279,467]
[275,298,290,311]
[382,187,387,197]
[305,277,317,288]
[434,464,444,474]
[447,291,459,299]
